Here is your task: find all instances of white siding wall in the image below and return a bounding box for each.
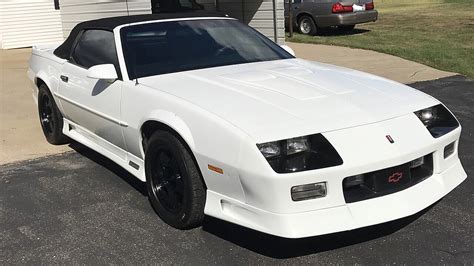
[0,0,64,49]
[200,0,284,43]
[59,0,284,44]
[59,0,152,36]
[233,0,284,44]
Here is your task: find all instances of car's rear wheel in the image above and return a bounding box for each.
[145,130,206,229]
[38,84,70,145]
[338,25,356,32]
[298,15,318,35]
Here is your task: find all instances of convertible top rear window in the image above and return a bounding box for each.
[120,19,294,79]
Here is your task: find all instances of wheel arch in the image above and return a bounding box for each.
[296,12,317,26]
[35,77,47,89]
[139,111,195,153]
[140,116,207,188]
[34,74,65,113]
[141,120,193,153]
[34,71,55,92]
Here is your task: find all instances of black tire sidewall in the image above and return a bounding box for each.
[145,131,205,229]
[38,85,67,145]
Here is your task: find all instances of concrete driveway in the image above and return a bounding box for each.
[1,76,473,264]
[0,48,69,164]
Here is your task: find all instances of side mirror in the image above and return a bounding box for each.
[280,44,296,57]
[87,64,118,81]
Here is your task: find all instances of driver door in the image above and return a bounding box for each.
[57,29,127,158]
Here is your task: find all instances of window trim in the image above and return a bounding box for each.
[113,17,242,82]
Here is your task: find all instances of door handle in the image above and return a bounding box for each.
[60,75,69,83]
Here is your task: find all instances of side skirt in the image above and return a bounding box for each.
[62,118,146,182]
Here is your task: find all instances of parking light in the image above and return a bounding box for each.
[291,182,327,201]
[444,142,455,159]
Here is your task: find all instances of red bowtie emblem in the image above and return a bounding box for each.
[388,172,403,183]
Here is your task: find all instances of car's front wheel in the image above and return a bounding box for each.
[145,130,206,229]
[38,84,70,145]
[298,15,318,35]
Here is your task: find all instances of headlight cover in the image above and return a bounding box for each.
[414,104,459,138]
[257,134,343,173]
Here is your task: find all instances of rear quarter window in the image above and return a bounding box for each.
[71,29,120,75]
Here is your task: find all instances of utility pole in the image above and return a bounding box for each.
[288,0,293,38]
[272,0,278,43]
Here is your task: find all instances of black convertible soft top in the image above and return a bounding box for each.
[53,12,228,59]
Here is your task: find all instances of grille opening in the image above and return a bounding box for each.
[343,154,433,203]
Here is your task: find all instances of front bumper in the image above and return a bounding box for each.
[316,10,378,27]
[203,113,467,238]
[206,159,466,238]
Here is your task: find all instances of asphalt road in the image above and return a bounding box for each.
[1,75,473,264]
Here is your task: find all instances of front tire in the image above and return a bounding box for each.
[298,15,318,35]
[38,84,70,145]
[145,130,206,229]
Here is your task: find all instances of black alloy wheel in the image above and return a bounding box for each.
[145,130,206,229]
[37,84,70,145]
[150,149,185,213]
[40,92,55,135]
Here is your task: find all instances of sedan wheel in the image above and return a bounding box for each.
[298,15,317,35]
[145,130,206,229]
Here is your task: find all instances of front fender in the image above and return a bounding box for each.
[139,109,196,154]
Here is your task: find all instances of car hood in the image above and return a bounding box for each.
[140,59,438,142]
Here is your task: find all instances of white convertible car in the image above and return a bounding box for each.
[28,13,467,238]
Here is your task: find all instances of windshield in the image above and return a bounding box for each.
[120,19,294,79]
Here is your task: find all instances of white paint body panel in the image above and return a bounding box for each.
[28,18,467,238]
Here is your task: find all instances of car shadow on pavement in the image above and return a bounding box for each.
[69,141,148,196]
[202,203,437,259]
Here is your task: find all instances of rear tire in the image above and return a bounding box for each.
[37,84,70,145]
[145,130,206,229]
[298,15,318,35]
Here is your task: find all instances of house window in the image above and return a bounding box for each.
[54,0,60,10]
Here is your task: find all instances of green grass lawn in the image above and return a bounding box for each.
[287,0,474,78]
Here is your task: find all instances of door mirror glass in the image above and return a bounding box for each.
[280,44,296,57]
[87,64,118,81]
